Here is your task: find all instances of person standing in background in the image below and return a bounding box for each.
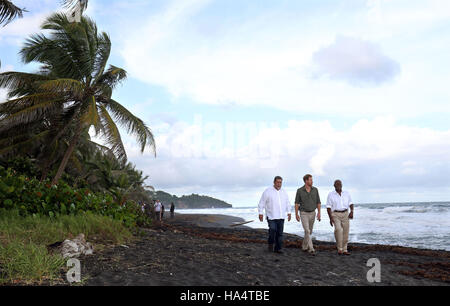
[154,200,162,221]
[161,203,165,220]
[295,174,321,255]
[258,176,292,254]
[170,202,175,218]
[326,180,354,255]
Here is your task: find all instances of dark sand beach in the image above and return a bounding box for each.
[82,213,449,286]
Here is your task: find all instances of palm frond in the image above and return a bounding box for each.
[87,139,116,158]
[92,32,111,80]
[79,95,100,131]
[98,104,127,161]
[105,99,155,155]
[39,78,84,96]
[0,99,61,131]
[0,0,25,26]
[96,65,127,89]
[0,92,58,117]
[0,130,50,156]
[24,14,93,80]
[0,71,51,98]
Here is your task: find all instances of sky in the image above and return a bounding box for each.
[1,0,450,206]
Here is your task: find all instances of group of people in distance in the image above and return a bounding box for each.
[258,174,354,256]
[141,200,175,221]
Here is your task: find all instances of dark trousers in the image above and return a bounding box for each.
[267,218,284,251]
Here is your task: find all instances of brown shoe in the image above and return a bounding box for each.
[337,251,343,255]
[268,244,274,252]
[343,251,351,256]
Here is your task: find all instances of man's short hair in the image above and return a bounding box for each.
[273,176,283,183]
[303,174,312,182]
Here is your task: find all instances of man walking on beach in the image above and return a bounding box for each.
[326,180,354,255]
[258,176,292,254]
[295,174,321,255]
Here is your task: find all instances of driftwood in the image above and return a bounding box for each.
[229,220,254,227]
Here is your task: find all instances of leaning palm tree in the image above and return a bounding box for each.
[0,13,155,185]
[0,0,25,26]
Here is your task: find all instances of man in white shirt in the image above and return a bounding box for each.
[154,200,162,221]
[258,176,292,254]
[326,180,354,255]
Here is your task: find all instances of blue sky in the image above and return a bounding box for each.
[1,0,450,206]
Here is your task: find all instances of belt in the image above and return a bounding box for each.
[334,210,348,213]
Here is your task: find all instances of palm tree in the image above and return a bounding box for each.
[0,0,25,26]
[0,13,155,185]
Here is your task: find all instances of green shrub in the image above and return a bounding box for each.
[0,166,149,227]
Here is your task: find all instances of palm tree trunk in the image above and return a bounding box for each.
[42,110,80,181]
[51,126,82,185]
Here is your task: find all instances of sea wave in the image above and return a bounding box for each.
[178,202,450,251]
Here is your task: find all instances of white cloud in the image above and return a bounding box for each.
[311,35,400,86]
[119,0,450,117]
[365,0,450,38]
[0,64,14,72]
[125,116,450,204]
[0,11,51,46]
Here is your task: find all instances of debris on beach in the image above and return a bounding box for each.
[48,233,94,258]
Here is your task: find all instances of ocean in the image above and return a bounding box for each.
[178,202,450,251]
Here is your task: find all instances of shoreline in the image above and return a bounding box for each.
[168,213,450,254]
[178,208,450,252]
[80,213,449,285]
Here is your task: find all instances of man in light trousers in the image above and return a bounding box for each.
[258,176,292,254]
[326,179,354,255]
[295,174,321,255]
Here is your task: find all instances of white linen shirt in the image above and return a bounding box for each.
[154,202,162,212]
[258,187,291,220]
[326,190,353,211]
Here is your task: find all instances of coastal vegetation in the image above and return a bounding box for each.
[0,5,154,284]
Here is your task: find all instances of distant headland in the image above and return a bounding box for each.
[155,191,233,209]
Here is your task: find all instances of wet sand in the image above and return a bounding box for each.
[82,213,449,286]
